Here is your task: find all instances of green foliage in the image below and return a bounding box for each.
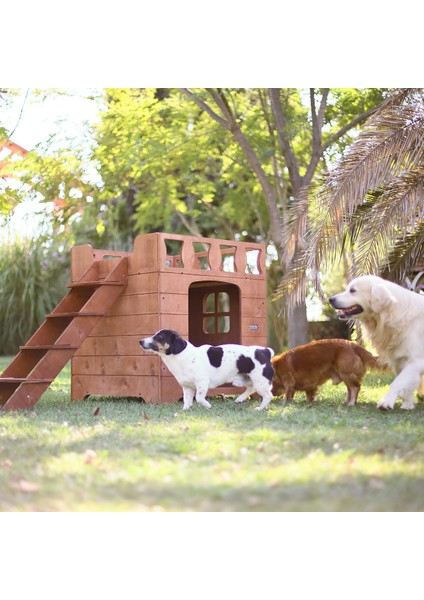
[2,88,389,253]
[88,88,389,250]
[0,234,69,353]
[92,88,273,242]
[322,88,388,158]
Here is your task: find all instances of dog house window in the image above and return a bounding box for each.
[203,291,231,334]
[164,239,183,268]
[245,249,261,275]
[192,242,211,270]
[220,245,236,272]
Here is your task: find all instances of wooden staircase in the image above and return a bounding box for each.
[0,256,128,411]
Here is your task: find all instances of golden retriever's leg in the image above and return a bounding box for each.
[400,398,415,410]
[377,361,424,410]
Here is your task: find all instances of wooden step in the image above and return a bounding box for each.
[0,378,54,384]
[46,312,105,318]
[67,280,126,288]
[19,344,79,351]
[0,255,128,410]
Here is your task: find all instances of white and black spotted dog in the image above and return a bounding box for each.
[139,329,275,410]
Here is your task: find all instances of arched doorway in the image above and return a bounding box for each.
[188,281,241,347]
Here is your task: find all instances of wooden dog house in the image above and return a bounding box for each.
[0,232,267,410]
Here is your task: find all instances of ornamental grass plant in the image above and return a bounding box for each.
[0,234,68,354]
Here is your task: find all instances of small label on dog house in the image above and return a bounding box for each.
[249,324,259,331]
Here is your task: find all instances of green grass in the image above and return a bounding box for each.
[1,356,424,511]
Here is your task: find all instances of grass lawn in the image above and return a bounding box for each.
[1,355,424,511]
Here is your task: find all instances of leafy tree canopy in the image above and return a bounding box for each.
[92,88,272,245]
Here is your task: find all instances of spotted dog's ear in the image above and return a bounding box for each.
[168,333,187,355]
[370,283,397,312]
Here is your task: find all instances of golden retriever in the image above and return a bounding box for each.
[271,338,378,405]
[330,275,424,410]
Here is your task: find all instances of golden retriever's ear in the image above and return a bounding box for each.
[370,284,397,311]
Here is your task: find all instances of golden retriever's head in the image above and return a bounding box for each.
[329,275,398,320]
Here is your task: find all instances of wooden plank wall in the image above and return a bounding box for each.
[71,233,268,404]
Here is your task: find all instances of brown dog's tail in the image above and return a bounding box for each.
[353,345,388,371]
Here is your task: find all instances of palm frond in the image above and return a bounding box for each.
[308,98,424,260]
[279,88,424,306]
[380,219,424,283]
[348,167,424,278]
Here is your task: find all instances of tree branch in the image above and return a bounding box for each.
[316,88,329,131]
[304,88,329,184]
[269,88,301,191]
[182,88,283,246]
[322,104,380,152]
[176,210,203,237]
[207,88,235,126]
[178,88,230,130]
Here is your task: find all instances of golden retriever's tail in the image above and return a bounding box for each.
[353,345,388,371]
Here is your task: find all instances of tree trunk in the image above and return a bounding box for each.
[287,301,309,348]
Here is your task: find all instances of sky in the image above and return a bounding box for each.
[1,89,103,235]
[2,88,102,152]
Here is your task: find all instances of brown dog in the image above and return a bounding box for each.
[271,339,379,405]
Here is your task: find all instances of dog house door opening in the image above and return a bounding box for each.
[189,282,241,347]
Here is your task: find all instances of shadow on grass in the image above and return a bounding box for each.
[1,469,423,512]
[1,370,424,512]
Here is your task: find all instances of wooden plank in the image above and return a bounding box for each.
[122,270,266,297]
[88,314,160,337]
[72,355,160,377]
[123,272,159,296]
[75,335,144,356]
[56,287,98,315]
[239,335,269,347]
[29,348,75,380]
[2,381,52,411]
[241,298,267,318]
[70,245,94,282]
[105,293,159,316]
[71,374,160,401]
[55,315,105,346]
[130,233,159,274]
[237,279,267,296]
[159,314,188,334]
[98,257,125,279]
[157,272,266,296]
[160,376,183,403]
[157,273,264,296]
[102,292,188,317]
[1,349,46,378]
[159,294,188,315]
